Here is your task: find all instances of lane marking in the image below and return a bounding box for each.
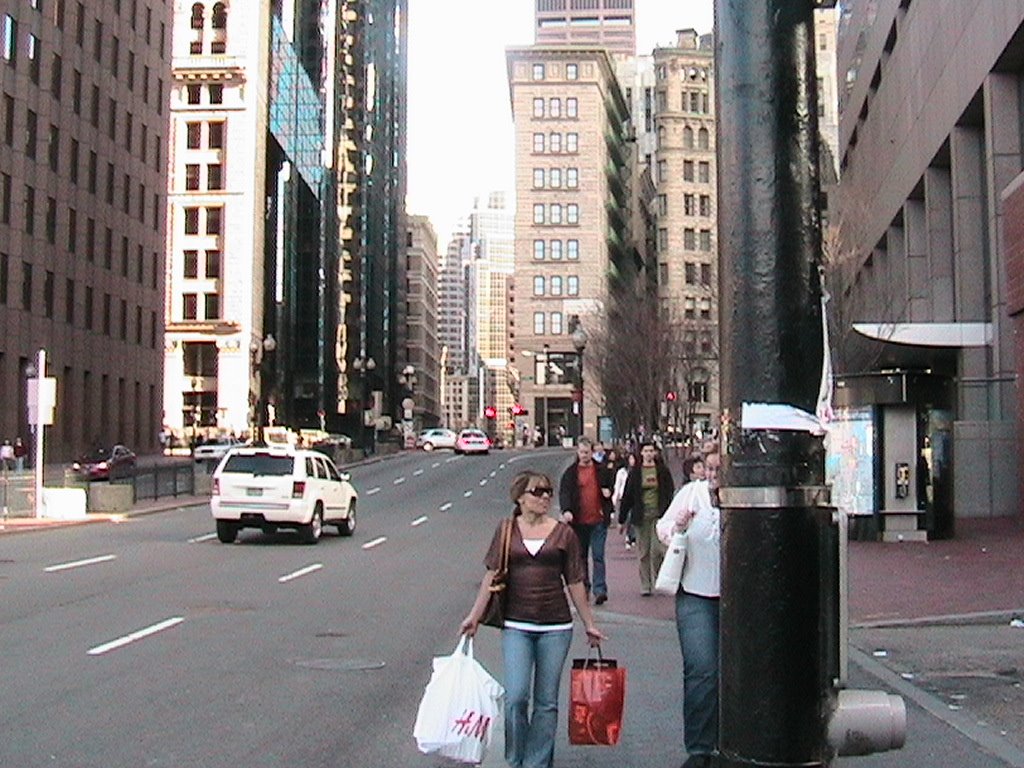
[411,515,428,527]
[413,469,424,476]
[87,617,184,656]
[499,464,506,470]
[489,471,497,477]
[431,462,441,468]
[44,555,117,573]
[393,477,406,485]
[366,487,381,496]
[479,479,488,486]
[463,491,473,498]
[278,563,324,583]
[187,533,218,544]
[439,502,453,512]
[445,457,458,463]
[362,536,387,550]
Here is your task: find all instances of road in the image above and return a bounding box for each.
[0,448,1016,767]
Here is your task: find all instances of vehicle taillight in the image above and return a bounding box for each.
[292,481,305,499]
[212,478,220,496]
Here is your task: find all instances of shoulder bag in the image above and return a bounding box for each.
[481,517,514,628]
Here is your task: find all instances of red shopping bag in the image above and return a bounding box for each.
[568,648,626,746]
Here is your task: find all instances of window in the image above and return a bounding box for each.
[185,164,200,190]
[699,298,711,319]
[699,161,710,183]
[87,150,97,192]
[658,228,668,251]
[208,121,224,148]
[550,240,563,260]
[685,262,697,285]
[205,250,220,277]
[3,93,13,145]
[533,312,545,334]
[683,160,693,182]
[205,207,221,234]
[186,84,201,104]
[566,63,578,80]
[67,208,77,251]
[549,133,561,153]
[2,15,16,65]
[533,168,545,189]
[45,197,56,242]
[85,217,95,260]
[25,110,37,158]
[28,35,40,83]
[533,239,545,260]
[46,125,59,171]
[566,98,578,118]
[550,312,563,335]
[533,275,545,296]
[22,262,33,310]
[127,50,135,89]
[701,263,712,286]
[533,204,545,224]
[566,168,578,188]
[105,162,115,204]
[684,297,695,319]
[83,285,93,328]
[120,236,129,276]
[659,262,669,285]
[549,168,561,188]
[549,98,560,118]
[110,36,119,76]
[550,276,563,296]
[43,270,54,317]
[0,252,7,304]
[567,204,579,224]
[532,98,544,118]
[208,83,223,104]
[660,160,670,182]
[550,204,562,224]
[567,240,579,260]
[684,194,695,216]
[69,138,79,183]
[184,207,200,234]
[684,228,696,250]
[24,185,35,234]
[566,133,578,152]
[203,292,219,319]
[90,84,99,125]
[182,293,198,320]
[683,126,694,149]
[532,133,544,153]
[0,173,9,223]
[567,275,579,295]
[207,164,223,190]
[699,195,711,217]
[690,381,709,403]
[532,63,545,81]
[698,127,710,150]
[700,229,712,251]
[212,2,227,30]
[65,278,75,323]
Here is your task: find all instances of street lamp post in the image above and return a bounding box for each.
[353,356,376,454]
[397,364,417,448]
[249,334,277,443]
[571,326,588,441]
[189,376,202,451]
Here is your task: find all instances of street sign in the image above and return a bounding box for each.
[27,377,57,426]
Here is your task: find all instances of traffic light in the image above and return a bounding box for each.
[484,405,497,419]
[511,402,527,416]
[666,391,677,402]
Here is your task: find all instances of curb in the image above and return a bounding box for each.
[852,609,1024,629]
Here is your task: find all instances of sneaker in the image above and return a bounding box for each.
[641,590,652,597]
[594,593,608,605]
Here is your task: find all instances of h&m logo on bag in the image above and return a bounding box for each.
[451,710,492,741]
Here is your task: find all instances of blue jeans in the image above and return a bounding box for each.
[502,627,573,768]
[675,591,719,755]
[590,522,607,596]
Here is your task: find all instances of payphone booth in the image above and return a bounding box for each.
[827,371,955,541]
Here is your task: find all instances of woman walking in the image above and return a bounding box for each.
[617,442,675,595]
[461,471,604,768]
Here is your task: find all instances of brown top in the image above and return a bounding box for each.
[485,519,585,625]
[576,463,604,525]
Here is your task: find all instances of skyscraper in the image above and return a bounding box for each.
[534,0,636,58]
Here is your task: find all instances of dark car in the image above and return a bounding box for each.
[72,444,137,480]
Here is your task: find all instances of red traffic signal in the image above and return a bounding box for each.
[666,391,677,401]
[511,402,525,416]
[484,406,497,419]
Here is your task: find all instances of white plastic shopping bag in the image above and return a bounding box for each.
[654,531,688,594]
[413,636,505,764]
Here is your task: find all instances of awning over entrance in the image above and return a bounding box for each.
[852,322,992,348]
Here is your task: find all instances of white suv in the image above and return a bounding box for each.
[211,446,358,544]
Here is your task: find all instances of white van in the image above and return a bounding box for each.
[211,446,358,544]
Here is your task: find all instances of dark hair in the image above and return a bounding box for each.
[682,455,704,479]
[509,470,553,512]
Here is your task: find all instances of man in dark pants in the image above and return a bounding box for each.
[559,438,615,604]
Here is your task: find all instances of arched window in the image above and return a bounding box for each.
[212,3,227,29]
[190,3,205,30]
[682,126,694,149]
[698,127,710,150]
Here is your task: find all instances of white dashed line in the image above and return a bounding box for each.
[411,516,428,527]
[446,457,458,463]
[366,487,381,496]
[362,536,388,550]
[394,477,406,485]
[499,464,506,469]
[439,502,453,512]
[479,479,488,486]
[489,471,497,477]
[44,555,117,573]
[413,469,424,476]
[87,617,184,656]
[463,491,473,498]
[278,564,324,583]
[187,533,218,544]
[431,462,441,468]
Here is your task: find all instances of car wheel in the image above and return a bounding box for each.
[215,519,238,544]
[337,500,356,536]
[302,504,324,544]
[423,442,434,451]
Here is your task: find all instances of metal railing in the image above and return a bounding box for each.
[112,463,195,504]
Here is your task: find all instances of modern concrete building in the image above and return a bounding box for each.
[506,45,632,444]
[815,6,841,175]
[0,0,171,460]
[534,0,635,58]
[164,0,407,445]
[834,0,1024,532]
[652,29,719,438]
[401,214,440,429]
[437,226,471,378]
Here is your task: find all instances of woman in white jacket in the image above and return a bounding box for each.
[655,451,720,768]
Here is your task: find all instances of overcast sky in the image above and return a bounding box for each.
[405,0,715,245]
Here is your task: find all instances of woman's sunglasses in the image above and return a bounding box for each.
[527,486,554,498]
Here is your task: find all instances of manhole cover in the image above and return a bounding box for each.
[293,658,385,671]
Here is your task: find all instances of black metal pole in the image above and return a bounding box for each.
[715,1,835,767]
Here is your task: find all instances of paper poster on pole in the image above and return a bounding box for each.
[27,377,57,426]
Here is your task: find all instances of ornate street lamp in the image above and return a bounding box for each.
[353,356,376,454]
[249,334,276,443]
[571,326,588,440]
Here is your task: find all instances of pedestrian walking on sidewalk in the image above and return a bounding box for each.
[558,438,615,604]
[617,441,675,595]
[13,438,26,472]
[460,470,605,768]
[0,440,13,471]
[656,449,721,768]
[613,452,636,548]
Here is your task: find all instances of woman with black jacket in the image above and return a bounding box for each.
[617,442,675,595]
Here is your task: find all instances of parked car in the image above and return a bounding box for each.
[415,428,458,451]
[193,436,243,463]
[210,446,358,544]
[71,444,137,481]
[455,429,491,455]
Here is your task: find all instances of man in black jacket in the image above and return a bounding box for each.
[559,438,615,604]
